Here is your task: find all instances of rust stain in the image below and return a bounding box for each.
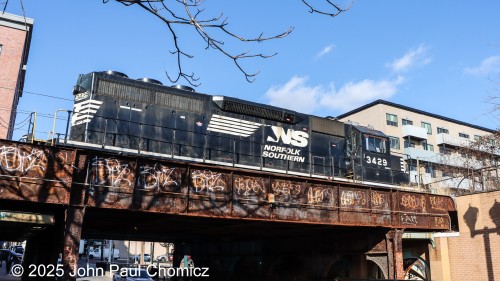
[0,140,457,231]
[0,141,74,204]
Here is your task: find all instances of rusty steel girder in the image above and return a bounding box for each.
[0,140,75,204]
[0,140,455,230]
[82,150,455,230]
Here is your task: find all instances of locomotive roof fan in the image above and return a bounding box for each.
[171,85,195,92]
[137,77,163,85]
[104,70,128,78]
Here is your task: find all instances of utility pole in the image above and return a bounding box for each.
[416,157,420,190]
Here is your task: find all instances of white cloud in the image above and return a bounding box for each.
[320,76,403,112]
[315,44,335,59]
[265,76,403,114]
[265,44,429,115]
[265,76,322,113]
[388,44,430,72]
[464,55,500,75]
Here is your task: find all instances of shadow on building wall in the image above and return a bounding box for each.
[463,199,499,281]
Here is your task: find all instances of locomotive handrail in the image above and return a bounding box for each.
[61,109,411,187]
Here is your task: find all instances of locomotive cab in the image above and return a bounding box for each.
[345,125,395,183]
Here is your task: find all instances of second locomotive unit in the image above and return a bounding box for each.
[69,71,408,185]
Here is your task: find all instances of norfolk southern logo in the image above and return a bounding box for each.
[206,114,309,163]
[262,126,309,163]
[206,114,262,137]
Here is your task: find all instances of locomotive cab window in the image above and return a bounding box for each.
[365,135,387,154]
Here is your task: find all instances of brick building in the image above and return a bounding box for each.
[430,190,500,281]
[0,12,34,139]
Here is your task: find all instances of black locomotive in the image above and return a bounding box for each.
[68,71,408,185]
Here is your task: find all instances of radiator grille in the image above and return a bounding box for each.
[310,116,345,137]
[98,80,154,104]
[223,100,282,121]
[155,91,203,113]
[96,79,203,113]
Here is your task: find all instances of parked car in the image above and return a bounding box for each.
[88,247,120,260]
[129,254,151,262]
[0,249,23,263]
[156,254,173,262]
[113,268,153,281]
[10,246,24,255]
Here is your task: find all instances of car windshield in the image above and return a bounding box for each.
[138,270,150,278]
[126,269,149,278]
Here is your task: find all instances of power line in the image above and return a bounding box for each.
[0,86,74,102]
[0,106,71,117]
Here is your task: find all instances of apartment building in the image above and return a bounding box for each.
[337,99,498,192]
[0,13,34,139]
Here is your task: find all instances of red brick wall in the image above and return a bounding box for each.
[0,24,28,139]
[446,190,500,281]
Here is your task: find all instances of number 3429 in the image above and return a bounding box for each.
[365,156,387,166]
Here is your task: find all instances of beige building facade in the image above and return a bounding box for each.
[337,100,498,193]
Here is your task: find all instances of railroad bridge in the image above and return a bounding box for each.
[0,139,456,280]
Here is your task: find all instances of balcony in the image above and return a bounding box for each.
[409,171,433,184]
[436,133,470,148]
[402,125,428,140]
[404,147,441,164]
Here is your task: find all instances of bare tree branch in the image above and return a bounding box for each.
[433,131,500,195]
[5,0,351,86]
[301,0,352,17]
[1,0,9,14]
[112,0,350,86]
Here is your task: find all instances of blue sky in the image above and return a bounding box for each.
[4,0,500,140]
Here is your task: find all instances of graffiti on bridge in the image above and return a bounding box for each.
[400,194,427,212]
[400,213,418,226]
[90,157,135,189]
[307,186,332,204]
[137,164,182,192]
[271,180,301,199]
[0,145,47,176]
[429,196,452,211]
[371,191,386,207]
[191,170,227,193]
[434,217,446,228]
[234,176,265,196]
[340,190,367,207]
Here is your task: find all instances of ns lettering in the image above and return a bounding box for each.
[266,126,309,147]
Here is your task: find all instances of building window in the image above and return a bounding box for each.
[421,122,432,135]
[424,144,434,152]
[474,135,481,141]
[402,119,413,126]
[439,146,452,155]
[441,169,452,177]
[404,140,415,148]
[437,127,449,134]
[425,163,436,178]
[386,113,398,127]
[459,133,469,139]
[365,136,387,153]
[389,136,400,150]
